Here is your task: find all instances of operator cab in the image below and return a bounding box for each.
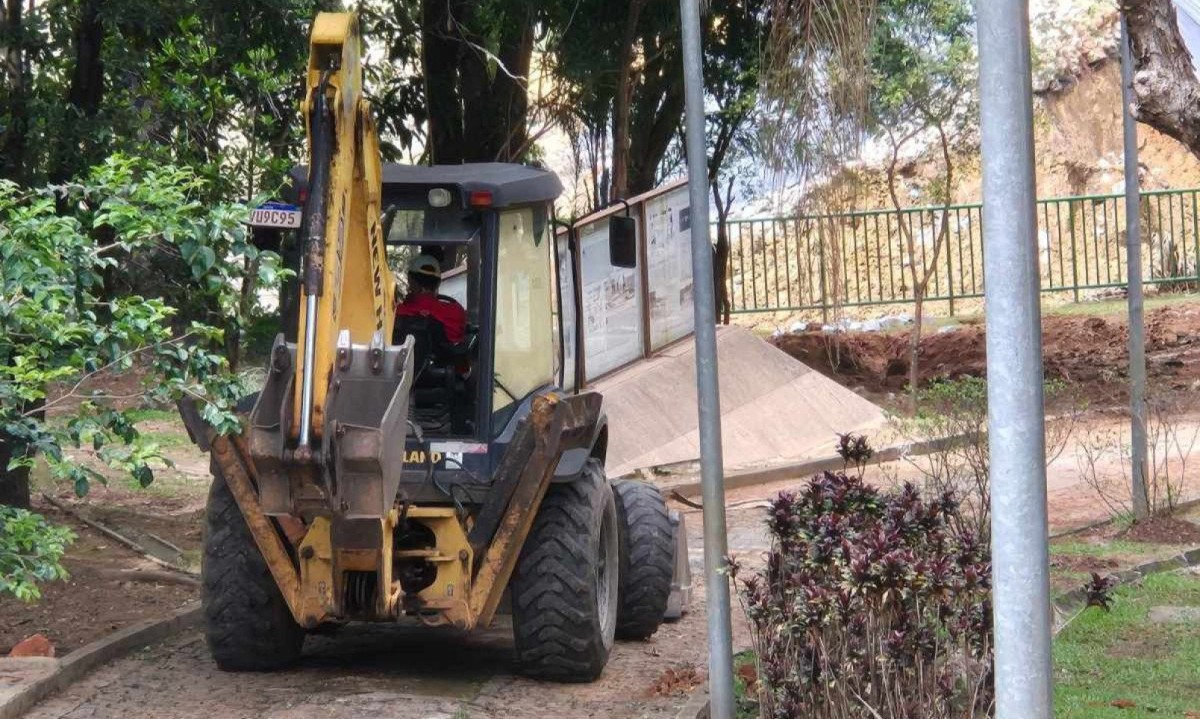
[284,162,567,502]
[379,164,565,450]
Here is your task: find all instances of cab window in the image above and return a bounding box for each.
[492,207,554,423]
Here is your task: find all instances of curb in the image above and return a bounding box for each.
[0,602,201,719]
[668,433,967,499]
[1052,546,1200,631]
[674,689,710,719]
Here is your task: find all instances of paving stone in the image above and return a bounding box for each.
[1147,605,1200,624]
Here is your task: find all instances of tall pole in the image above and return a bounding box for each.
[1121,10,1150,519]
[678,1,735,717]
[976,1,1053,718]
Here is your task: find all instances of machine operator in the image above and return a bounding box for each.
[395,253,467,345]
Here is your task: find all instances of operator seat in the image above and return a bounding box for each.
[393,314,473,435]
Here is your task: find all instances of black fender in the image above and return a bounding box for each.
[552,408,607,482]
[491,387,609,482]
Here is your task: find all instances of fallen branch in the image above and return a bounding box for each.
[40,493,197,577]
[96,568,200,586]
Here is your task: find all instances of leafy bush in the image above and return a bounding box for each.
[731,470,994,719]
[1,157,282,495]
[891,376,1078,541]
[0,507,75,602]
[1,156,284,599]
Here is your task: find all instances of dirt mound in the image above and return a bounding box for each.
[772,304,1200,404]
[1123,515,1200,546]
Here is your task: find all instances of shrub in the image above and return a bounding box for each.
[731,470,994,719]
[0,507,75,602]
[890,376,1078,541]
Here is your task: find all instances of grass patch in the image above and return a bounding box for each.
[1050,539,1167,559]
[1054,571,1200,718]
[1043,291,1200,319]
[732,650,759,719]
[127,407,192,449]
[123,407,179,424]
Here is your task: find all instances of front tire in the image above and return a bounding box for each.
[510,459,618,682]
[612,480,675,640]
[202,468,304,671]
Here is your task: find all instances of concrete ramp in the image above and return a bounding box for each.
[595,326,887,477]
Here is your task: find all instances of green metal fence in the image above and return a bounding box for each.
[722,187,1200,317]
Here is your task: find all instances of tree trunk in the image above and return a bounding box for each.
[421,0,465,165]
[456,6,533,163]
[0,440,31,509]
[611,0,648,200]
[907,291,924,400]
[888,122,955,405]
[0,400,41,509]
[1126,0,1200,158]
[50,0,105,183]
[0,0,28,182]
[627,50,685,195]
[711,180,733,324]
[482,11,533,161]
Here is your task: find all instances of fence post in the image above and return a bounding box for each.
[1191,190,1199,283]
[944,209,956,316]
[1069,201,1081,303]
[818,219,830,324]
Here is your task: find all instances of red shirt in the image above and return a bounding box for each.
[395,292,467,344]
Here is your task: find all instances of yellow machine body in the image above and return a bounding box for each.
[293,12,394,441]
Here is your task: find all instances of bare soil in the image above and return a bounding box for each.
[0,500,197,655]
[1123,515,1200,545]
[18,504,749,719]
[772,303,1200,405]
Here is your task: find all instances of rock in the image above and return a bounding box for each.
[937,324,961,334]
[878,314,913,330]
[1147,606,1200,624]
[9,633,55,658]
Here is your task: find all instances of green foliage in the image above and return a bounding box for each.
[870,0,975,130]
[0,506,75,602]
[702,0,767,192]
[0,154,276,599]
[1,156,277,504]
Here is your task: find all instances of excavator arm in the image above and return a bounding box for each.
[241,12,414,526]
[294,12,395,447]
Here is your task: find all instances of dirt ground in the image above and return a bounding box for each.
[0,501,197,655]
[17,504,753,719]
[773,302,1200,405]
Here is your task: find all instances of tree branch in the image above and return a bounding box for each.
[1126,0,1200,158]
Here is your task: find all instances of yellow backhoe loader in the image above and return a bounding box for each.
[178,11,689,682]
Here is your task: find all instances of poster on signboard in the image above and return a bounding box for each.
[577,217,643,377]
[644,185,694,350]
[556,235,577,391]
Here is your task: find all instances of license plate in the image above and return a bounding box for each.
[249,202,302,229]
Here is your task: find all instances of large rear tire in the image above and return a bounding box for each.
[612,479,675,640]
[511,459,618,682]
[202,468,304,671]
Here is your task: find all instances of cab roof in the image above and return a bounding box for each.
[381,163,563,208]
[288,162,563,208]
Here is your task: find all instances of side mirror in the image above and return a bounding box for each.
[609,215,637,268]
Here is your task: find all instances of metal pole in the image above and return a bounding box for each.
[1121,10,1150,519]
[976,1,1053,718]
[678,1,735,717]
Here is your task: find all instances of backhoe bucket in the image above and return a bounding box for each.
[247,331,413,518]
[323,330,414,518]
